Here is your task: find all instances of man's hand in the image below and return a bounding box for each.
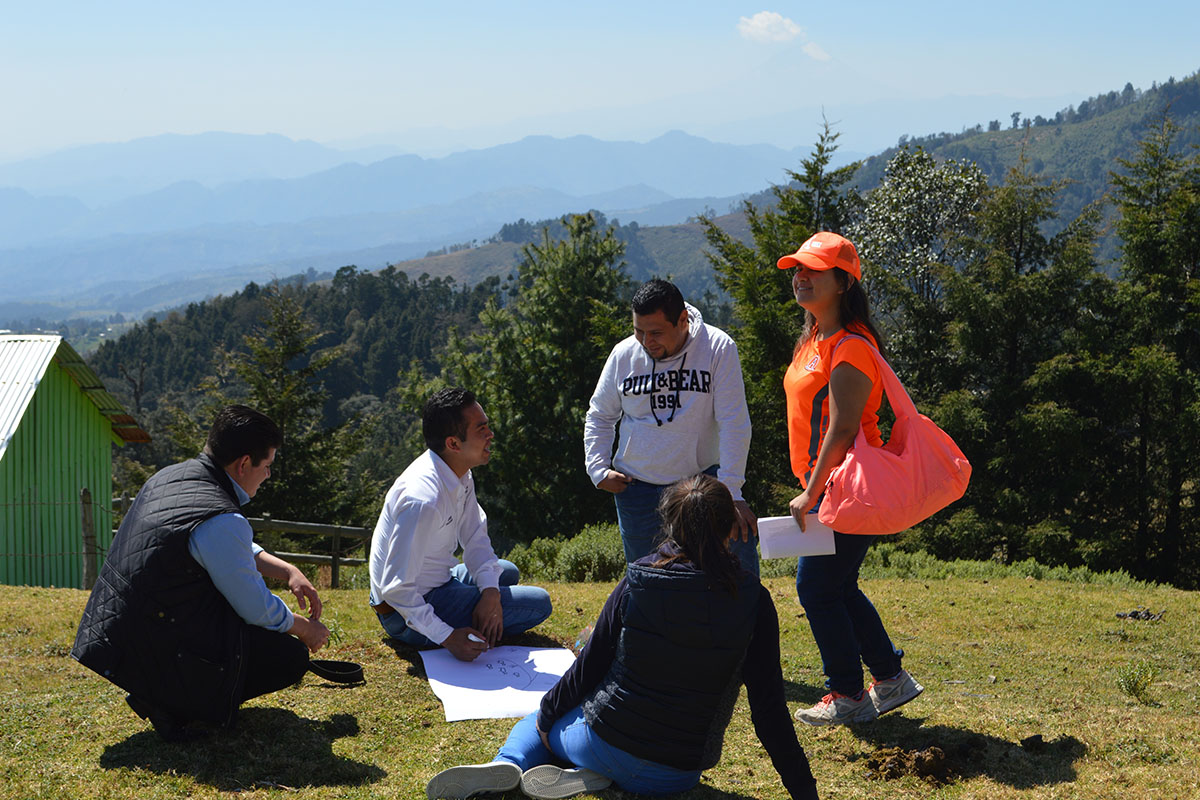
[731,500,758,542]
[597,470,633,494]
[473,588,504,646]
[442,628,489,662]
[789,490,819,531]
[255,551,323,621]
[290,615,330,653]
[287,567,323,621]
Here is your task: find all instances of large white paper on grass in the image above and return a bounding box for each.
[418,645,576,722]
[758,515,836,558]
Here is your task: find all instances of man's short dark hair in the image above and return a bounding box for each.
[204,405,283,467]
[631,278,685,324]
[423,387,478,454]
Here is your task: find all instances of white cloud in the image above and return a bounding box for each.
[802,42,830,61]
[737,11,803,43]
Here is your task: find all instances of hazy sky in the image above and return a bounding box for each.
[3,1,1197,160]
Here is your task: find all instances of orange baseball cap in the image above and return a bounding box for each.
[776,231,861,280]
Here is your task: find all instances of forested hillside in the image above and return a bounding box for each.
[353,209,749,307]
[851,71,1200,263]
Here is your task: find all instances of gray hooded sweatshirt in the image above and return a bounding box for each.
[584,303,752,501]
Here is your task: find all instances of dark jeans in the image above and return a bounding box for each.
[612,465,760,577]
[141,624,309,726]
[795,532,902,695]
[238,623,311,705]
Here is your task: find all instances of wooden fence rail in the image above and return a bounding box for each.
[250,514,372,589]
[112,494,371,589]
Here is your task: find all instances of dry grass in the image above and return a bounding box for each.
[1,574,1198,799]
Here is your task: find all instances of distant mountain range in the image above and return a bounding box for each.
[0,132,407,206]
[3,70,1197,326]
[0,131,810,321]
[0,130,802,244]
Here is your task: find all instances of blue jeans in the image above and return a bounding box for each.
[612,467,760,577]
[497,706,700,795]
[795,532,903,695]
[375,560,552,647]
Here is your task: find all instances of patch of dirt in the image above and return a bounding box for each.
[865,745,956,786]
[1115,606,1166,621]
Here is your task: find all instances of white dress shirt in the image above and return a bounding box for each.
[368,449,503,644]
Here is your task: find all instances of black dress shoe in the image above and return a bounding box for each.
[125,694,200,742]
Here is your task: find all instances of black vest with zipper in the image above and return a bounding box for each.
[71,454,249,724]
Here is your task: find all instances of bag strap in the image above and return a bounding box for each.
[829,333,919,421]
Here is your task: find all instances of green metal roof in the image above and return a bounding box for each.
[0,335,149,461]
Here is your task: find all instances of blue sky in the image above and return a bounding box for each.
[2,1,1197,160]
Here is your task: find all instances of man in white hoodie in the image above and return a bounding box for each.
[584,279,759,574]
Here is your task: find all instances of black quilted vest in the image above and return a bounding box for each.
[71,454,248,724]
[582,561,761,770]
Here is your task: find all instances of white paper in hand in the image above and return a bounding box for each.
[757,515,836,558]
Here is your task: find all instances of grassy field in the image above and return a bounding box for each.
[1,573,1198,800]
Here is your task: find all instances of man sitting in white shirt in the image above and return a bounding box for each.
[369,387,552,662]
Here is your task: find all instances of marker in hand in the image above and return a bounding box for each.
[467,633,487,647]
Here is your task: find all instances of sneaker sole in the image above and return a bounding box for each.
[794,704,879,726]
[521,765,612,799]
[873,682,924,715]
[426,762,521,799]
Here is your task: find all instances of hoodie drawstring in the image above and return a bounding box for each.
[649,352,686,426]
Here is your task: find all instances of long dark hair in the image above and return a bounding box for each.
[653,474,742,594]
[794,269,886,358]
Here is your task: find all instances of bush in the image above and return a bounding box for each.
[760,555,798,579]
[1116,659,1158,705]
[858,542,1154,587]
[506,524,625,583]
[556,524,626,582]
[507,536,565,582]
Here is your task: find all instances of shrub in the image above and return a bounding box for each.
[1116,659,1158,705]
[857,542,1155,588]
[556,524,626,582]
[760,555,798,579]
[507,536,565,582]
[506,524,625,583]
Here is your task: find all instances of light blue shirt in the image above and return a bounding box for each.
[187,474,293,633]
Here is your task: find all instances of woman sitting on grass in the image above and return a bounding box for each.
[426,473,819,799]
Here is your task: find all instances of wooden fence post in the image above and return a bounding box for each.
[80,488,97,590]
[331,532,341,589]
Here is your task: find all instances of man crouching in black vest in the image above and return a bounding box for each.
[71,405,330,741]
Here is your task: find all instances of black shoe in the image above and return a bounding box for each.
[125,694,200,742]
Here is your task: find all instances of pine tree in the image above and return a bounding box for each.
[699,123,860,511]
[418,213,630,541]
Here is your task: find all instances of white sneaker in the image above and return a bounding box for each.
[794,690,878,726]
[426,761,522,799]
[520,765,613,799]
[869,669,925,715]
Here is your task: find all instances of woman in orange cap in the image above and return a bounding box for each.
[777,231,924,726]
